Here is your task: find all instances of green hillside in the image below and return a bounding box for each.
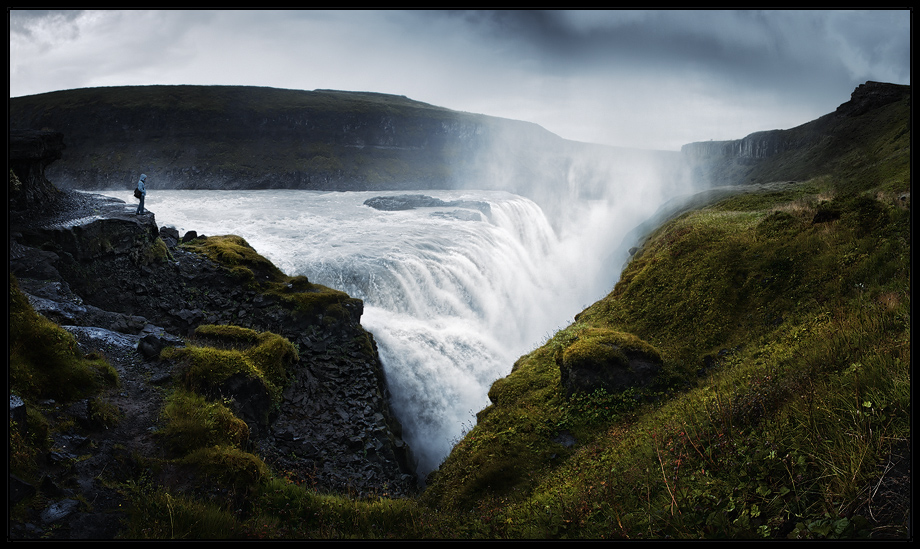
[683,82,910,192]
[417,87,911,538]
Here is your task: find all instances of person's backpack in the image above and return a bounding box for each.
[134,187,142,199]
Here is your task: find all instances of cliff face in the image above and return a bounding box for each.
[680,129,791,162]
[11,195,418,490]
[8,85,578,192]
[11,82,906,205]
[680,81,910,187]
[8,85,692,220]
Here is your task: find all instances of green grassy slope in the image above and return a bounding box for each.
[417,89,910,539]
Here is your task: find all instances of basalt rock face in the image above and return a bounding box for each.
[10,163,419,506]
[680,129,791,162]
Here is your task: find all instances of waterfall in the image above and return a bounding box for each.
[330,197,576,476]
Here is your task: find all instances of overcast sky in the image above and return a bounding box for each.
[9,9,911,151]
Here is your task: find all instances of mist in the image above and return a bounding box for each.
[453,120,706,288]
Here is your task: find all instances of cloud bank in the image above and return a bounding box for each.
[9,9,910,150]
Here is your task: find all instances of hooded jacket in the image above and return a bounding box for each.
[137,174,147,196]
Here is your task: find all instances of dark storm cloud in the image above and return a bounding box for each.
[403,9,909,146]
[417,10,905,99]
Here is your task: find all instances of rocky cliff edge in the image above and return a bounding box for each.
[9,131,418,539]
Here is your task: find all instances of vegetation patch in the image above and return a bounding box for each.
[180,235,360,320]
[158,389,251,454]
[181,445,270,495]
[163,324,298,412]
[9,275,119,402]
[9,408,51,480]
[142,237,172,264]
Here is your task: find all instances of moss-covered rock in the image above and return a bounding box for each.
[556,327,662,397]
[159,389,251,454]
[163,324,299,437]
[179,235,286,284]
[179,235,362,325]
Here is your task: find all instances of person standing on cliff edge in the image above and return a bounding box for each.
[135,173,148,215]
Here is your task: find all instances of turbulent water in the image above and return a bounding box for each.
[100,179,690,477]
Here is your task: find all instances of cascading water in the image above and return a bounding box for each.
[100,166,697,478]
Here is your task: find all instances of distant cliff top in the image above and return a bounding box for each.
[8,85,679,214]
[9,82,907,196]
[834,81,911,118]
[680,81,910,187]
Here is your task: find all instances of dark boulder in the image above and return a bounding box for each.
[9,474,37,505]
[364,194,492,216]
[137,334,168,360]
[159,226,180,248]
[209,372,275,440]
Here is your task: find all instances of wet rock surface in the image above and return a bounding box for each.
[9,190,418,539]
[363,194,491,216]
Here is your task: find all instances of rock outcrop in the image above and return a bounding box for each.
[11,194,417,491]
[833,80,911,118]
[364,194,492,216]
[9,129,66,211]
